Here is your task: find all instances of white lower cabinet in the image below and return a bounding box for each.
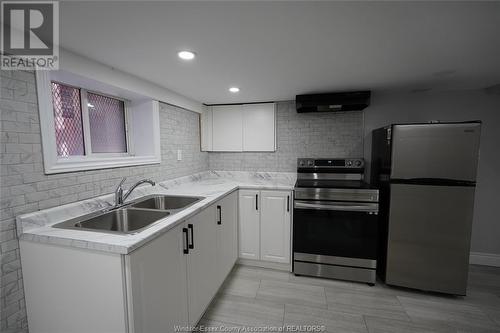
[20,241,128,333]
[216,192,239,282]
[20,192,238,333]
[238,190,261,260]
[260,191,291,263]
[126,222,189,332]
[186,205,219,326]
[127,209,218,331]
[238,189,292,264]
[129,192,238,330]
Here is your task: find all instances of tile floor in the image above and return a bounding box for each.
[199,264,500,332]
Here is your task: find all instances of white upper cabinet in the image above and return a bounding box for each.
[242,103,276,152]
[200,106,213,151]
[211,105,243,151]
[201,103,276,152]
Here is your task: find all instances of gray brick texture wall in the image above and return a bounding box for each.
[0,70,209,332]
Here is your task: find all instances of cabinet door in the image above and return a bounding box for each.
[186,206,219,326]
[212,105,243,151]
[260,191,291,263]
[127,222,189,332]
[238,190,261,260]
[216,192,238,284]
[200,106,213,151]
[242,103,276,152]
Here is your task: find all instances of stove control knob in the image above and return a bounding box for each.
[299,160,305,167]
[307,160,314,167]
[355,160,362,167]
[346,160,353,167]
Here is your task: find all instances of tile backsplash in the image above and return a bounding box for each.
[208,101,364,171]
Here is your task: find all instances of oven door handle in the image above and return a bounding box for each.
[294,200,378,213]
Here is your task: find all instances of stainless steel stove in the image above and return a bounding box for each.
[293,158,380,284]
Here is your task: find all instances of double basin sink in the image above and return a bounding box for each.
[53,195,204,234]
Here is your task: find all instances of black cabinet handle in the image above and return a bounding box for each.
[217,205,222,225]
[188,224,194,249]
[256,194,258,210]
[182,228,189,254]
[287,195,290,212]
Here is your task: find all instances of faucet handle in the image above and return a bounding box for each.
[117,177,126,188]
[114,177,127,206]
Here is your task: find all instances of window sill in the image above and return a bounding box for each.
[44,155,161,174]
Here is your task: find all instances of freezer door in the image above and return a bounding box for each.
[391,123,481,182]
[386,184,475,295]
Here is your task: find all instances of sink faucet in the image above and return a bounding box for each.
[114,177,156,206]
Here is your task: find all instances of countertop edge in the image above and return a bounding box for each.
[18,183,294,255]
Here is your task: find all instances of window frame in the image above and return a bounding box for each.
[80,87,132,158]
[51,81,133,158]
[36,70,161,174]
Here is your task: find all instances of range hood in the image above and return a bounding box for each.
[296,91,371,113]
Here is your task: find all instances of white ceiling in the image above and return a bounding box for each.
[60,1,500,104]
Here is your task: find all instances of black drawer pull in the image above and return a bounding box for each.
[217,205,222,225]
[287,195,290,212]
[188,224,194,249]
[182,228,189,254]
[256,194,258,210]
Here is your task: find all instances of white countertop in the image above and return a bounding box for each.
[17,171,296,254]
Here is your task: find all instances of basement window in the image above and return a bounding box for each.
[51,82,129,157]
[37,70,161,174]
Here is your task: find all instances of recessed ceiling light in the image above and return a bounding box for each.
[178,51,196,60]
[229,87,240,93]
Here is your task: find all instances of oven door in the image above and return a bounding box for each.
[293,200,379,261]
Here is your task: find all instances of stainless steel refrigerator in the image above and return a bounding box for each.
[371,121,481,295]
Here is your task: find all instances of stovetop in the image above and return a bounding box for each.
[294,158,378,194]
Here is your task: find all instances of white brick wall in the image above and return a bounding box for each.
[208,101,364,171]
[0,70,209,332]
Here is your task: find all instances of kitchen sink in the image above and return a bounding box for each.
[130,195,203,210]
[54,208,170,234]
[53,194,205,234]
[76,208,170,233]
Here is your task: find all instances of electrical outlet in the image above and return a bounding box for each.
[177,149,182,161]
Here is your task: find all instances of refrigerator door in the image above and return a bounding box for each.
[386,184,475,295]
[390,123,481,182]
